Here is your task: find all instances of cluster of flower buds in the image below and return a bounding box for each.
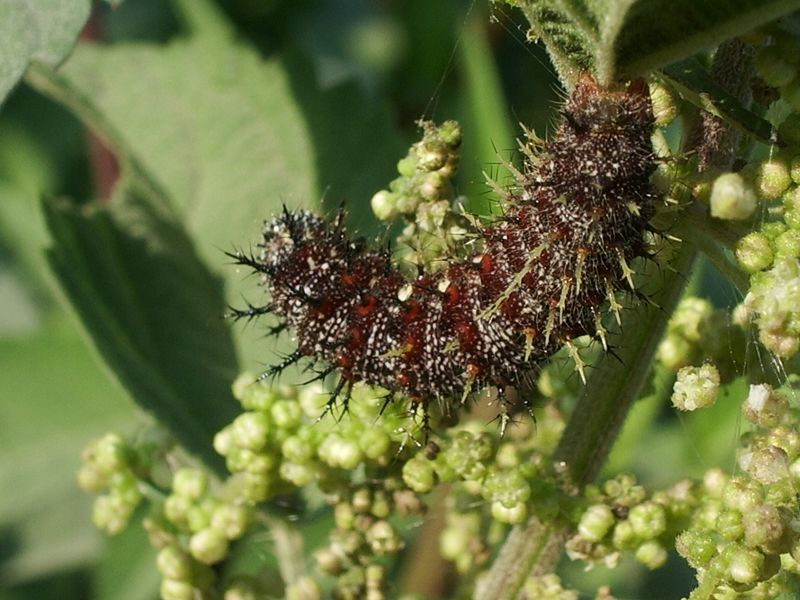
[370,120,468,270]
[676,383,800,597]
[657,296,740,375]
[567,473,698,571]
[78,432,145,535]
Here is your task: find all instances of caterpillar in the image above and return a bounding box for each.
[229,76,657,417]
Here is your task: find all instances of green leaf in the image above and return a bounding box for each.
[0,317,133,583]
[507,0,800,86]
[42,178,239,474]
[0,0,91,106]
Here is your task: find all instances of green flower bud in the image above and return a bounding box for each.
[438,120,463,147]
[790,156,800,184]
[164,493,192,527]
[727,545,766,586]
[419,172,446,201]
[716,509,745,541]
[393,489,424,517]
[445,431,493,482]
[483,468,531,507]
[92,494,132,535]
[156,545,193,581]
[402,455,436,493]
[671,297,714,341]
[298,384,329,418]
[766,426,800,461]
[224,576,260,600]
[611,519,638,550]
[417,140,448,171]
[285,576,321,600]
[279,461,315,487]
[281,433,315,464]
[270,399,303,431]
[635,540,668,569]
[577,504,615,542]
[359,427,392,461]
[756,158,792,200]
[762,220,788,241]
[314,547,344,575]
[187,497,218,533]
[214,428,234,457]
[657,333,694,370]
[774,229,800,258]
[490,501,527,524]
[172,468,208,500]
[318,434,363,470]
[736,233,774,273]
[211,503,250,540]
[397,155,417,177]
[231,413,270,452]
[440,524,471,561]
[77,464,108,493]
[366,520,403,555]
[628,502,667,539]
[394,193,420,215]
[370,491,391,519]
[333,502,356,529]
[351,488,372,514]
[760,328,800,358]
[189,528,230,564]
[741,446,789,485]
[676,529,716,568]
[710,172,758,220]
[371,190,399,221]
[743,504,792,553]
[238,381,278,412]
[239,472,272,503]
[109,471,142,508]
[722,476,764,512]
[231,373,256,402]
[671,363,720,411]
[91,432,128,473]
[160,579,195,600]
[703,468,728,497]
[523,574,579,600]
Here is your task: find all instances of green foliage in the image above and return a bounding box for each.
[503,0,800,86]
[0,0,91,105]
[44,181,239,474]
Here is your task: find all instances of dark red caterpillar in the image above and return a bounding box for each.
[230,76,656,411]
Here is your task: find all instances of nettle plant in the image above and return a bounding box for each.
[10,0,800,599]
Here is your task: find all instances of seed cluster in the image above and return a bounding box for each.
[233,76,656,410]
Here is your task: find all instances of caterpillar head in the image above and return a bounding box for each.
[259,210,329,270]
[566,76,653,135]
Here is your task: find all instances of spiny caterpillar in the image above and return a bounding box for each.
[229,76,656,419]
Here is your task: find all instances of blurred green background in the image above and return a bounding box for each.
[0,1,745,598]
